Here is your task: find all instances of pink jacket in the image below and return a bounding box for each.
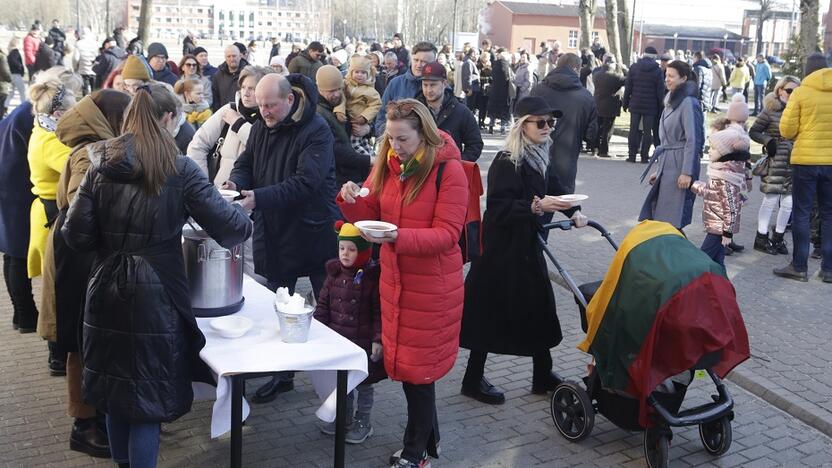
[691,161,749,236]
[23,34,40,66]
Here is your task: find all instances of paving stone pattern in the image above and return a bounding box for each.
[1,135,831,467]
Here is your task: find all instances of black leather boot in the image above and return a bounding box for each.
[770,232,789,255]
[461,376,505,405]
[69,418,111,458]
[48,342,66,376]
[531,351,563,394]
[252,375,294,403]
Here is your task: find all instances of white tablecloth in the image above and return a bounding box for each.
[195,276,369,438]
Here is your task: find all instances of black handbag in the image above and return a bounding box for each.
[207,104,237,183]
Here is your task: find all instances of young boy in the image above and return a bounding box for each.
[314,221,385,443]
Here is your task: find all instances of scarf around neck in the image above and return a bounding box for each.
[520,141,550,177]
[387,145,426,181]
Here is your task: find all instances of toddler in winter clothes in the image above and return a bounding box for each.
[335,55,382,158]
[174,79,212,129]
[313,221,385,444]
[690,94,753,266]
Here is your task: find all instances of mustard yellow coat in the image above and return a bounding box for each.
[27,117,71,278]
[779,68,832,166]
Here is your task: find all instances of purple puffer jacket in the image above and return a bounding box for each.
[314,258,386,384]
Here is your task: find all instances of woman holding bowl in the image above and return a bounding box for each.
[460,96,587,405]
[338,99,467,468]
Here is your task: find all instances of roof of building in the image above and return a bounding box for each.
[640,24,746,41]
[497,1,606,19]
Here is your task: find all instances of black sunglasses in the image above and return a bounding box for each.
[784,88,795,94]
[184,62,197,67]
[526,118,556,129]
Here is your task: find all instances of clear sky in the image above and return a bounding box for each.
[629,0,830,29]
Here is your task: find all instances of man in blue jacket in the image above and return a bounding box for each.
[752,53,772,116]
[374,41,437,136]
[416,61,483,162]
[146,42,179,86]
[623,47,665,163]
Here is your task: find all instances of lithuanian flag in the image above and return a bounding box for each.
[577,220,749,427]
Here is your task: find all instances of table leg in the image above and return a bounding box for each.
[231,375,244,468]
[334,370,347,468]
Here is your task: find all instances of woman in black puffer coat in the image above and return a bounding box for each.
[62,86,252,468]
[749,76,800,255]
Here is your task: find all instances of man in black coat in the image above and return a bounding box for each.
[623,46,665,163]
[211,45,249,112]
[315,65,372,186]
[93,39,125,88]
[530,53,598,195]
[227,73,338,403]
[592,57,626,157]
[48,20,66,65]
[416,61,483,162]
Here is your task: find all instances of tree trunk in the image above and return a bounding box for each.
[799,0,820,65]
[604,0,622,64]
[137,0,153,46]
[756,9,766,55]
[617,0,631,64]
[578,0,597,50]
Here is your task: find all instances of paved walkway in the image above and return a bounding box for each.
[2,134,832,467]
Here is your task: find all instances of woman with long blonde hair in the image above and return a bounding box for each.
[338,99,468,467]
[61,84,252,467]
[460,96,589,406]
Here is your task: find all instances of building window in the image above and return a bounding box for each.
[197,8,203,13]
[665,38,674,51]
[592,31,599,42]
[691,40,702,52]
[568,30,578,48]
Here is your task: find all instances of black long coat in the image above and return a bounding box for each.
[62,135,252,422]
[487,58,512,120]
[592,66,626,118]
[460,152,562,356]
[229,73,339,282]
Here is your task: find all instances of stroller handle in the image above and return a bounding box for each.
[540,220,618,249]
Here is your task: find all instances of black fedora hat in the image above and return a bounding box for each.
[513,96,563,118]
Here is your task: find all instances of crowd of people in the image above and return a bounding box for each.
[0,19,830,468]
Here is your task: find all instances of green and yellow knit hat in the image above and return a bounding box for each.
[334,220,371,252]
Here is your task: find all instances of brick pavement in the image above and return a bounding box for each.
[2,134,832,467]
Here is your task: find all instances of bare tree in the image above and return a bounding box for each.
[755,0,779,55]
[137,0,153,46]
[798,0,820,64]
[617,0,631,64]
[578,0,598,50]
[604,0,622,64]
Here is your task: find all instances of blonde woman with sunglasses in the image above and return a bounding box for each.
[460,96,587,406]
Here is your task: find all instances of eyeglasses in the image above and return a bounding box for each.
[525,118,556,129]
[784,87,796,94]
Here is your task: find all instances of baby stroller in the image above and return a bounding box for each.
[538,219,749,468]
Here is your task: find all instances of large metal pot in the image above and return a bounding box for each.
[183,227,244,317]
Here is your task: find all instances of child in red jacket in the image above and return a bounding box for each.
[314,221,385,444]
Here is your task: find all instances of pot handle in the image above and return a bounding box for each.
[208,249,232,261]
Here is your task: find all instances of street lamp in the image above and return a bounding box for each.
[723,32,728,51]
[342,19,347,41]
[673,32,678,51]
[740,38,745,57]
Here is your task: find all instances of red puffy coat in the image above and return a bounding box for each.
[337,131,468,384]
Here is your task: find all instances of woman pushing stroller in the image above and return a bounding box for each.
[459,96,590,404]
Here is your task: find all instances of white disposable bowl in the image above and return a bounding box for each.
[210,315,253,338]
[219,189,240,202]
[354,220,398,238]
[546,194,589,207]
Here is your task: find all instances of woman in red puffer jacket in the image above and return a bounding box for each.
[338,99,467,468]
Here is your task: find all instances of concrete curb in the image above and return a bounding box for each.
[547,268,832,439]
[727,367,832,438]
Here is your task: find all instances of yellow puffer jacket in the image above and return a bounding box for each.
[779,68,832,165]
[27,117,71,278]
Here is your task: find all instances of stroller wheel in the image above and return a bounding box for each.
[550,382,594,441]
[699,416,732,456]
[643,427,670,468]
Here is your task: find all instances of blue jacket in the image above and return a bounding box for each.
[0,102,35,258]
[374,68,422,136]
[152,64,179,86]
[754,61,772,86]
[623,56,665,116]
[202,63,218,78]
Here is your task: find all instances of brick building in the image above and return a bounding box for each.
[478,1,608,54]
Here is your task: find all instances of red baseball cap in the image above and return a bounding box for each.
[421,61,447,81]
